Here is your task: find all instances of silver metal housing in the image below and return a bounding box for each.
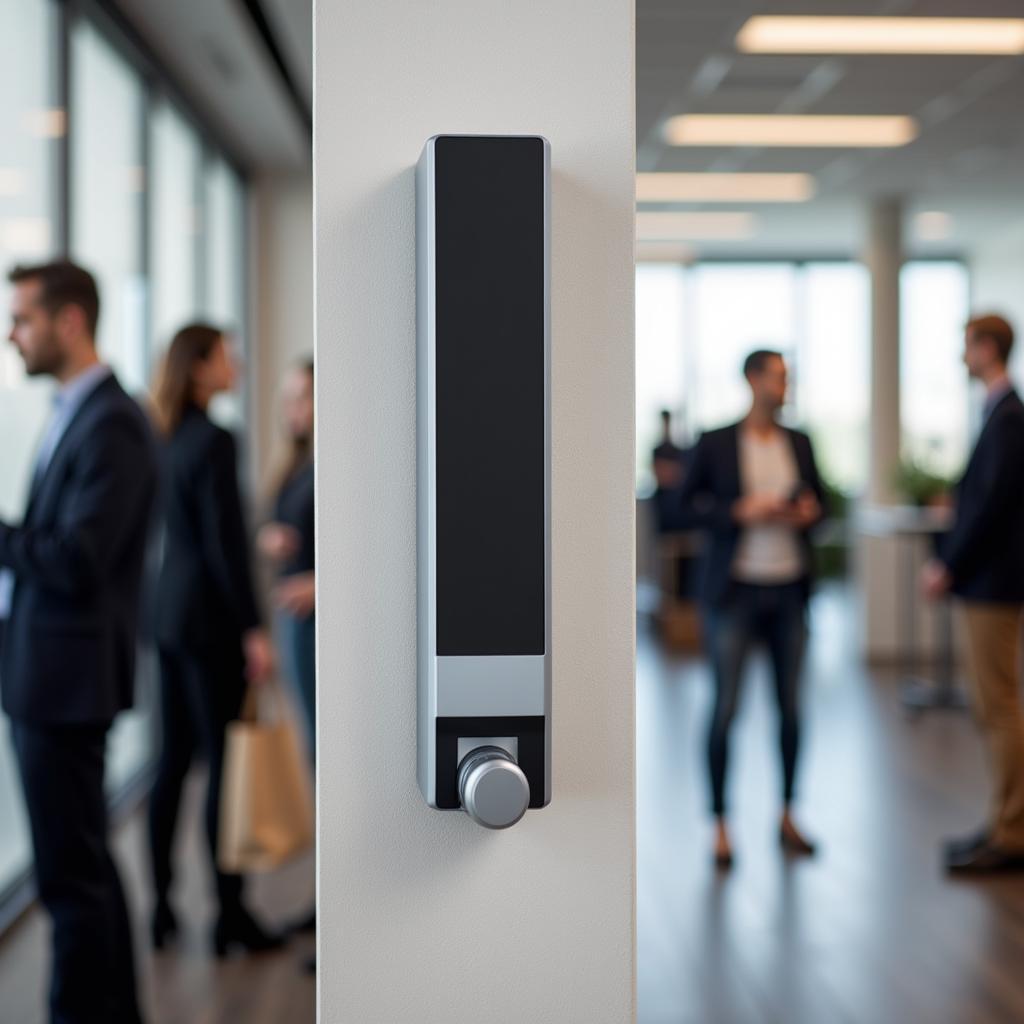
[416,135,552,811]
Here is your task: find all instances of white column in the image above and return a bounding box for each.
[858,198,907,660]
[865,198,903,505]
[314,3,636,1023]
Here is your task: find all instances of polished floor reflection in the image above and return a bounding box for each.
[638,584,1024,1024]
[0,773,314,1024]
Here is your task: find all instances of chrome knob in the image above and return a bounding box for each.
[457,746,530,829]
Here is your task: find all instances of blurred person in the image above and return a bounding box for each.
[921,315,1024,874]
[1,261,156,1023]
[148,324,282,955]
[652,408,687,534]
[259,358,315,763]
[679,350,826,869]
[258,358,316,953]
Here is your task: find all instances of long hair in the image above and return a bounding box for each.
[151,323,223,437]
[269,358,315,498]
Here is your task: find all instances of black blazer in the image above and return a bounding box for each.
[154,405,261,654]
[0,374,157,724]
[678,422,826,608]
[941,389,1024,602]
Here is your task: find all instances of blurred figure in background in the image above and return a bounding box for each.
[922,315,1024,875]
[651,408,687,534]
[2,262,155,1023]
[679,350,826,869]
[148,324,281,956]
[258,358,316,950]
[259,358,315,763]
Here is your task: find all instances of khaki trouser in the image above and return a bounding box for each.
[962,602,1024,850]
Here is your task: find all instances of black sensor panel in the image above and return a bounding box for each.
[433,136,546,657]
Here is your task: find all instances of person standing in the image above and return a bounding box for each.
[921,315,1024,874]
[258,357,316,963]
[1,261,155,1023]
[679,350,825,869]
[651,408,688,534]
[259,358,316,763]
[147,324,281,955]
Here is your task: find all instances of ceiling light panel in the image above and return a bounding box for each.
[737,17,1024,56]
[637,172,815,203]
[664,114,918,148]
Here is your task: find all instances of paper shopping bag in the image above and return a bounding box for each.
[218,684,314,873]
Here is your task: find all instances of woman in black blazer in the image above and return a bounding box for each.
[148,324,281,956]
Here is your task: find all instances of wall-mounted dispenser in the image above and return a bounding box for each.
[416,134,551,828]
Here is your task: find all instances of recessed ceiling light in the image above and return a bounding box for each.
[664,114,917,148]
[637,172,815,203]
[636,211,758,241]
[737,16,1024,55]
[915,211,952,241]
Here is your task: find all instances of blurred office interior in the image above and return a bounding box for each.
[635,4,1024,1022]
[0,0,314,1019]
[3,0,1024,1021]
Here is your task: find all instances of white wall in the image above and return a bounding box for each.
[314,2,636,1022]
[251,171,314,491]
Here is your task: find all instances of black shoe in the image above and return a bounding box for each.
[945,842,1024,875]
[943,828,990,859]
[151,899,179,950]
[780,825,817,857]
[213,906,286,957]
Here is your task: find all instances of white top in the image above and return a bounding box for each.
[731,427,804,585]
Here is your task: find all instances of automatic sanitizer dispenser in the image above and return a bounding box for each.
[416,135,551,828]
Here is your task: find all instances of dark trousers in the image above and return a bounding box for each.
[147,645,246,916]
[705,581,808,817]
[11,719,142,1024]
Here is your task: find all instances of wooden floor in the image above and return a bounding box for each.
[638,584,1024,1024]
[0,773,315,1024]
[4,584,1024,1023]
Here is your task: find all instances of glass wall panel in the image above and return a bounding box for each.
[636,263,687,493]
[203,156,246,428]
[71,20,146,393]
[151,99,201,356]
[0,0,55,895]
[799,262,871,491]
[901,261,971,478]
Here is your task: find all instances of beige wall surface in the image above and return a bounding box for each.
[314,1,636,1021]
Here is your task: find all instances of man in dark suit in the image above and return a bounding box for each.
[921,315,1024,875]
[679,350,826,869]
[2,262,156,1022]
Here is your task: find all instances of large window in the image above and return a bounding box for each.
[71,20,146,392]
[202,156,247,427]
[901,261,971,477]
[0,3,248,902]
[0,0,56,899]
[151,99,202,355]
[636,259,966,495]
